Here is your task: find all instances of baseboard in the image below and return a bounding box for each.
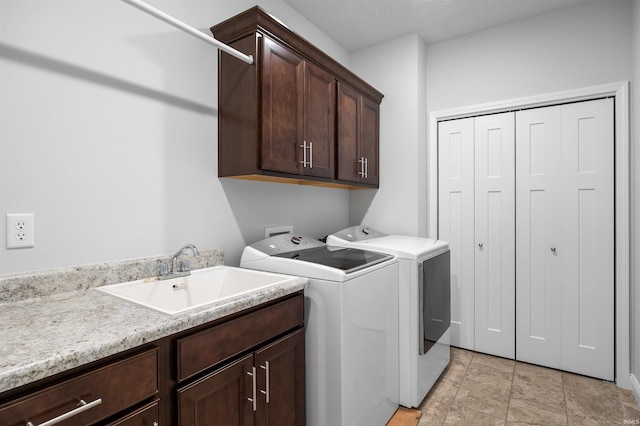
[631,373,640,405]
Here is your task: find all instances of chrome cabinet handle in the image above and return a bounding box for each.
[478,243,483,249]
[358,157,365,177]
[551,247,557,253]
[247,367,257,411]
[299,141,312,168]
[26,398,102,426]
[260,361,270,403]
[358,157,369,178]
[299,141,307,167]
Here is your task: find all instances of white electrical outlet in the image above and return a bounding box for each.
[6,213,35,249]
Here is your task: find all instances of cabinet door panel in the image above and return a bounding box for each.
[255,329,305,426]
[360,95,380,185]
[178,354,254,426]
[337,83,379,185]
[304,62,335,178]
[261,37,304,175]
[337,82,360,182]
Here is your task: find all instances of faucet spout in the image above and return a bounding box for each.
[174,243,200,258]
[170,243,200,274]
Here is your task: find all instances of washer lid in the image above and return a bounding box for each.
[328,227,449,260]
[273,246,393,274]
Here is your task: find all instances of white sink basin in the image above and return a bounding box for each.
[97,266,296,315]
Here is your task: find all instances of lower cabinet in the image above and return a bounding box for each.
[0,292,305,426]
[178,329,305,426]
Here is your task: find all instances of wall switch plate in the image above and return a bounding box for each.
[6,213,35,249]
[264,225,293,239]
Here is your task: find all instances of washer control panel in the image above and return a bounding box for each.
[248,234,325,256]
[331,225,389,242]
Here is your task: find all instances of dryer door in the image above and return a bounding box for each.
[419,250,451,355]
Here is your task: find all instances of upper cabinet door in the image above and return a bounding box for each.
[261,37,305,175]
[360,95,380,185]
[303,61,336,179]
[336,82,379,186]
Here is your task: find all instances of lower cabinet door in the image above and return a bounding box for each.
[177,354,254,426]
[255,329,305,426]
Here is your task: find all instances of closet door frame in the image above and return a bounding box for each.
[428,81,630,389]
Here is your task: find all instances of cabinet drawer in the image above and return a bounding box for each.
[107,399,159,426]
[177,295,303,381]
[0,348,158,426]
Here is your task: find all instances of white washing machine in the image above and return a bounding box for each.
[241,234,399,426]
[327,226,450,408]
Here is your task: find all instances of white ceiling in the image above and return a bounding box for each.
[283,0,597,51]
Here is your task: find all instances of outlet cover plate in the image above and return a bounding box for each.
[6,213,35,249]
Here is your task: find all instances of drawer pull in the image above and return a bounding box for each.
[26,398,102,426]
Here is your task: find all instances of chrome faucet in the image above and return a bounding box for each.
[158,243,200,280]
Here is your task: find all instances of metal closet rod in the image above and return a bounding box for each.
[121,0,254,65]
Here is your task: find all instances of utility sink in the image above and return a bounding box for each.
[97,266,296,315]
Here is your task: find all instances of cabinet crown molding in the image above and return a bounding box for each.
[211,5,383,103]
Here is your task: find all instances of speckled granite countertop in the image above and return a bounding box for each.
[0,255,308,394]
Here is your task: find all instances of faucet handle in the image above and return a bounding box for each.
[157,261,169,277]
[179,259,191,273]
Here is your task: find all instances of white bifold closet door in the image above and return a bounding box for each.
[473,114,515,359]
[438,117,475,351]
[438,113,515,358]
[515,98,614,381]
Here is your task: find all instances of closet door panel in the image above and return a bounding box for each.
[473,113,515,358]
[560,98,614,381]
[438,118,475,350]
[515,107,563,369]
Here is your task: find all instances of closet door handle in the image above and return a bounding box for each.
[551,247,557,254]
[478,243,483,249]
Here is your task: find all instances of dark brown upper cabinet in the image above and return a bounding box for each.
[337,82,380,186]
[211,6,383,189]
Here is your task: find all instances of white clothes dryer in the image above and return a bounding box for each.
[327,226,450,408]
[241,234,399,426]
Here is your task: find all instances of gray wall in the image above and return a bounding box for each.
[349,34,429,237]
[0,0,351,274]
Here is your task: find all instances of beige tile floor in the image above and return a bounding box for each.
[418,347,640,425]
